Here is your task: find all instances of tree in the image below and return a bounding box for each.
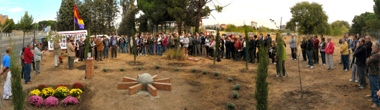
[38,20,57,31]
[374,0,380,19]
[330,20,350,36]
[137,0,168,33]
[244,25,249,70]
[119,0,137,36]
[57,0,76,31]
[3,18,15,33]
[286,1,329,35]
[10,43,25,109]
[255,38,269,110]
[79,0,93,32]
[190,0,225,33]
[19,11,34,47]
[348,12,376,35]
[137,14,151,33]
[167,0,190,35]
[105,0,119,33]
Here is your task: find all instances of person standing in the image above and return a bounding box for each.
[300,36,308,61]
[53,39,61,67]
[289,35,297,60]
[119,35,126,53]
[313,35,320,64]
[24,43,34,84]
[366,41,380,109]
[249,35,256,63]
[156,35,162,56]
[78,37,85,61]
[95,37,104,61]
[1,47,12,99]
[67,38,76,70]
[340,38,349,71]
[110,35,118,58]
[319,37,326,65]
[276,37,287,77]
[34,44,44,74]
[306,36,314,68]
[325,37,335,70]
[354,38,367,89]
[183,35,189,57]
[103,36,110,59]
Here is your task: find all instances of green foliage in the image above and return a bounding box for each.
[244,25,249,70]
[120,68,124,71]
[330,20,350,36]
[2,18,15,33]
[276,34,286,76]
[174,68,179,71]
[191,68,196,73]
[138,66,142,70]
[349,12,377,35]
[255,41,270,110]
[225,24,256,33]
[84,29,91,59]
[38,20,57,31]
[213,71,219,76]
[57,0,76,31]
[233,84,241,90]
[286,1,329,35]
[202,71,207,74]
[232,91,239,99]
[214,27,220,66]
[227,102,235,110]
[374,0,380,19]
[9,41,25,109]
[167,0,189,34]
[227,77,233,82]
[103,68,107,72]
[155,65,161,69]
[19,11,34,33]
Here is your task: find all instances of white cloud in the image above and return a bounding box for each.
[8,7,23,12]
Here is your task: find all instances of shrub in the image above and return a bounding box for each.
[29,96,44,107]
[232,91,239,99]
[138,66,142,70]
[70,88,83,99]
[255,42,270,110]
[233,84,241,90]
[44,96,59,108]
[191,68,196,73]
[174,68,179,71]
[54,86,70,99]
[55,84,68,89]
[155,65,161,69]
[227,102,235,110]
[36,84,48,91]
[202,71,207,74]
[120,68,124,71]
[165,49,186,61]
[62,96,79,106]
[72,82,85,91]
[227,77,233,82]
[41,87,55,98]
[30,89,42,96]
[103,68,107,72]
[214,72,219,76]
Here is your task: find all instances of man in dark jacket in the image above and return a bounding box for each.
[301,36,307,61]
[225,36,233,59]
[306,36,314,68]
[249,35,257,63]
[354,38,367,89]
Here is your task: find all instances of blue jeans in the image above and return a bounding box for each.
[157,45,162,56]
[320,51,326,64]
[142,46,146,54]
[149,45,154,55]
[342,55,349,70]
[119,44,124,53]
[104,47,109,58]
[369,75,380,106]
[306,50,314,66]
[24,63,31,83]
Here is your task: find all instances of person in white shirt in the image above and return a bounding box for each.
[183,35,189,57]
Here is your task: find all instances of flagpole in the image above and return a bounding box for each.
[74,15,76,31]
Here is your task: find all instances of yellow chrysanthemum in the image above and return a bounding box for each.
[29,89,42,96]
[69,89,83,99]
[41,87,55,97]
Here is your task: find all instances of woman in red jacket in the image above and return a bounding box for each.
[325,37,335,70]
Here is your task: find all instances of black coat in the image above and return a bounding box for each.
[354,45,367,67]
[249,39,256,51]
[305,39,314,51]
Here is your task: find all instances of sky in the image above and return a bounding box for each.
[0,0,375,29]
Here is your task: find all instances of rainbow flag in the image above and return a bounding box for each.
[74,5,84,29]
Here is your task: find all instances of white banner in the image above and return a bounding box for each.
[48,30,88,50]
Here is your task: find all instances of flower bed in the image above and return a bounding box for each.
[27,82,87,108]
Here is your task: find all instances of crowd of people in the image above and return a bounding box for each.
[2,31,380,108]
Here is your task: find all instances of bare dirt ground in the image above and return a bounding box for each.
[0,37,376,110]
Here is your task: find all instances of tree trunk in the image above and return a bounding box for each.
[23,31,25,47]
